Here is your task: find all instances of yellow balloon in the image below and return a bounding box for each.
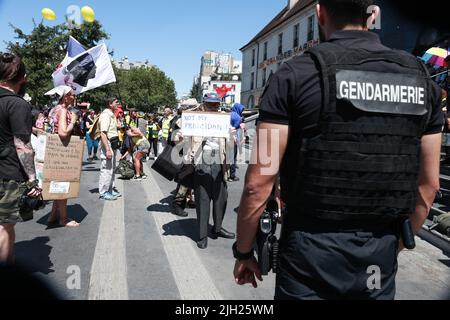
[81,6,95,23]
[41,8,57,21]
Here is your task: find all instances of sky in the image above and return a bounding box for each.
[0,0,287,98]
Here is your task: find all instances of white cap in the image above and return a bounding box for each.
[44,85,74,98]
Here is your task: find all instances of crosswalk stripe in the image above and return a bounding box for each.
[88,178,129,300]
[143,163,223,300]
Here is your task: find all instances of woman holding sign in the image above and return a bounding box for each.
[47,86,81,228]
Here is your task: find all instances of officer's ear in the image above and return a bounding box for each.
[316,4,325,27]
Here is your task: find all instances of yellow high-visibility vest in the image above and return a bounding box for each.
[150,124,159,139]
[162,117,172,140]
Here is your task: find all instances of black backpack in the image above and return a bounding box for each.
[120,135,132,156]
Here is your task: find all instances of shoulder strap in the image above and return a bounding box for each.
[307,44,335,114]
[412,57,434,133]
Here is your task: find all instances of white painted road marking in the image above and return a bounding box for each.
[88,179,129,300]
[144,165,223,300]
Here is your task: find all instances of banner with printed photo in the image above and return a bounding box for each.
[52,43,116,95]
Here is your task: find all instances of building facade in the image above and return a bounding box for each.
[240,0,319,108]
[194,51,242,106]
[113,57,154,70]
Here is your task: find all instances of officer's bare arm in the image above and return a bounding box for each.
[14,136,36,182]
[412,133,441,234]
[236,122,289,253]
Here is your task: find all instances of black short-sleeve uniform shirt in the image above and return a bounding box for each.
[259,30,444,203]
[0,87,32,182]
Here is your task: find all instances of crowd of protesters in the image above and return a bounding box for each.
[1,50,449,299]
[0,52,245,266]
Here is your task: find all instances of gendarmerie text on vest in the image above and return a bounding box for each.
[338,74,426,105]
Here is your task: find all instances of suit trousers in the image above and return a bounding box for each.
[194,163,228,240]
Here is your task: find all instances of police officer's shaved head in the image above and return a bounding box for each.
[318,0,374,27]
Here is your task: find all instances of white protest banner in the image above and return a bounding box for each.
[182,112,231,138]
[52,43,116,95]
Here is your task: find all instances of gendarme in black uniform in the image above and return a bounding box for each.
[259,31,443,300]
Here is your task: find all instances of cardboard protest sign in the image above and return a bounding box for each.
[41,134,85,200]
[31,134,46,189]
[182,112,231,138]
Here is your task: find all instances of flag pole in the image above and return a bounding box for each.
[431,69,449,79]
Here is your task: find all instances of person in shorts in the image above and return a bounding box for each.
[0,53,41,265]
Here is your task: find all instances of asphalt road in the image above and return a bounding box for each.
[12,147,450,300]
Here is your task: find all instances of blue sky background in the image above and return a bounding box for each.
[0,0,287,98]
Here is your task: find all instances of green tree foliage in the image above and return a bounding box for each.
[6,20,109,106]
[6,21,67,105]
[117,66,177,112]
[78,65,178,112]
[5,20,177,111]
[190,82,200,99]
[69,20,109,49]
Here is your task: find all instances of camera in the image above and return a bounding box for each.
[19,193,45,212]
[19,183,45,213]
[256,199,280,276]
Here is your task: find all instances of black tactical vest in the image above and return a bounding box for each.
[291,42,433,224]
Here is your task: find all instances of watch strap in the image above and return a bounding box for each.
[233,242,254,261]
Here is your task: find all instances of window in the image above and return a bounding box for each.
[262,68,267,87]
[307,15,315,41]
[250,72,255,90]
[278,33,283,55]
[251,49,256,67]
[263,42,268,61]
[293,24,300,48]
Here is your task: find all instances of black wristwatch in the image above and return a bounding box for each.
[232,242,254,261]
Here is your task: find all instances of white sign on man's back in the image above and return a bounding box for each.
[182,112,231,138]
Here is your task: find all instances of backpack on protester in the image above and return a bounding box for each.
[115,159,135,180]
[120,134,132,156]
[88,116,101,141]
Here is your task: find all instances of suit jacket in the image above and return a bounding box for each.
[183,135,234,182]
